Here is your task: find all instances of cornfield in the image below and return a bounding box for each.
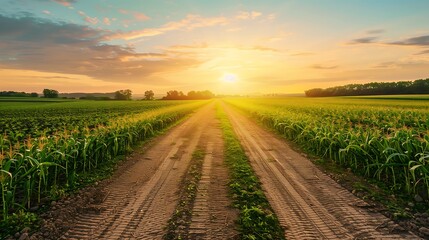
[0,99,207,221]
[225,97,429,200]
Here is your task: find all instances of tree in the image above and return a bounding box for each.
[162,90,215,100]
[144,90,155,100]
[162,90,185,100]
[30,92,39,97]
[305,78,429,97]
[187,90,215,99]
[114,89,132,100]
[43,89,59,98]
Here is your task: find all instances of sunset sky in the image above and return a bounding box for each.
[1,0,429,95]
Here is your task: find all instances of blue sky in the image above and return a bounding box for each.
[1,0,428,94]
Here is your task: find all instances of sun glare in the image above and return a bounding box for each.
[221,73,238,83]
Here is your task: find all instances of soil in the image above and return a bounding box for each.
[23,101,425,239]
[186,105,238,239]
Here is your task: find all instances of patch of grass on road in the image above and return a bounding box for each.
[216,104,285,240]
[163,149,205,240]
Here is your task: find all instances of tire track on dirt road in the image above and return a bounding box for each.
[223,103,419,240]
[187,113,238,239]
[61,103,221,239]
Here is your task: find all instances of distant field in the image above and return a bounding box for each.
[225,97,429,199]
[0,99,198,143]
[346,94,429,100]
[0,97,74,102]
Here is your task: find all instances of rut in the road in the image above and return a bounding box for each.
[187,117,238,239]
[223,103,419,240]
[61,103,236,239]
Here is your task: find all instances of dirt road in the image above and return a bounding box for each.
[223,103,419,239]
[61,103,237,239]
[56,101,420,239]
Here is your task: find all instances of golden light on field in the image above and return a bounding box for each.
[221,73,239,83]
[1,1,429,95]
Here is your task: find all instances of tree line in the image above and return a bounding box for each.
[305,78,429,97]
[0,91,39,97]
[1,88,215,100]
[162,90,215,100]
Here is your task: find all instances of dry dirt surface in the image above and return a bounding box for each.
[59,103,237,239]
[223,103,420,240]
[187,104,238,239]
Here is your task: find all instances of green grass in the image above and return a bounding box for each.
[216,103,285,240]
[164,149,205,240]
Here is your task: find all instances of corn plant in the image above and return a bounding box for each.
[0,100,208,221]
[225,97,429,200]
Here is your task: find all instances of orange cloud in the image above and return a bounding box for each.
[53,0,75,7]
[103,17,111,25]
[109,14,228,40]
[133,12,150,21]
[118,9,150,21]
[78,11,99,25]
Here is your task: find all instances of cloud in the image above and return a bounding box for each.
[366,29,384,34]
[373,60,429,69]
[266,14,276,21]
[243,45,278,52]
[52,0,76,7]
[35,75,76,79]
[109,14,228,40]
[0,14,105,44]
[226,27,241,32]
[103,17,111,25]
[133,12,150,21]
[373,61,396,69]
[78,11,99,25]
[416,49,429,55]
[168,43,209,50]
[348,37,378,44]
[389,35,429,46]
[290,52,314,56]
[0,13,200,83]
[310,64,338,69]
[166,43,278,53]
[348,34,429,47]
[118,9,150,21]
[236,11,262,20]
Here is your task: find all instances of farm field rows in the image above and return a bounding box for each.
[221,101,418,239]
[0,99,208,228]
[0,97,427,239]
[0,99,195,144]
[224,96,429,201]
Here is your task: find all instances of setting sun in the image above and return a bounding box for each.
[221,73,238,83]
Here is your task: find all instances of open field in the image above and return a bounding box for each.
[0,99,202,144]
[0,99,208,228]
[225,97,429,201]
[3,1,429,239]
[349,95,429,101]
[222,101,418,239]
[1,97,427,239]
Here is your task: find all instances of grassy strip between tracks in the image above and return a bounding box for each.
[216,103,285,240]
[163,148,205,240]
